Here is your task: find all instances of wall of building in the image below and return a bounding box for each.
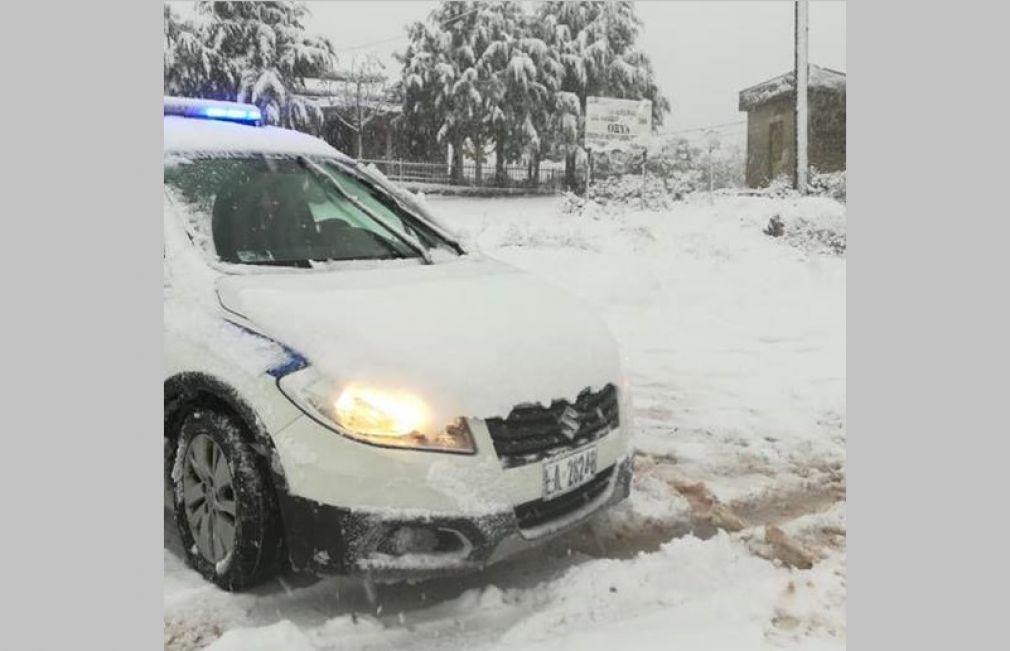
[808,88,846,174]
[746,95,795,187]
[745,88,846,187]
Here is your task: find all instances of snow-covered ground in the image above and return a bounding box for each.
[165,192,846,650]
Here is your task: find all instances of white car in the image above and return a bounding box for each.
[163,97,633,591]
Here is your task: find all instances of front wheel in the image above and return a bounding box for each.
[171,407,285,591]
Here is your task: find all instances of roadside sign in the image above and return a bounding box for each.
[585,96,653,151]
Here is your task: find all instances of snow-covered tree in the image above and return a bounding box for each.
[399,2,479,182]
[478,5,559,184]
[398,1,669,191]
[164,1,336,133]
[535,1,670,189]
[397,19,453,163]
[164,4,236,99]
[400,2,535,183]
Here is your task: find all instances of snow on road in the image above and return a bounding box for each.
[165,192,846,650]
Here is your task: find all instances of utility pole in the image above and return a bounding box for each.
[794,0,809,194]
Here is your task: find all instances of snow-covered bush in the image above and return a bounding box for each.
[808,169,846,202]
[764,198,847,256]
[760,170,846,203]
[590,175,672,211]
[784,217,846,256]
[584,174,701,212]
[766,174,796,198]
[560,191,607,221]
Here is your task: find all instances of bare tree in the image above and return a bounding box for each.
[327,54,392,158]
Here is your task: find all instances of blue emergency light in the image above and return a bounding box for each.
[164,96,263,126]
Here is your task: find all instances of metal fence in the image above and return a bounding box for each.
[359,158,566,191]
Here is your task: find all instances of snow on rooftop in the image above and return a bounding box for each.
[739,64,846,111]
[163,115,353,160]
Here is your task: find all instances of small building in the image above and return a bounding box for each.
[739,64,846,188]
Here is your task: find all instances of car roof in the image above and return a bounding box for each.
[163,115,353,162]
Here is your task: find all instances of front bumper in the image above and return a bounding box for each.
[277,455,633,576]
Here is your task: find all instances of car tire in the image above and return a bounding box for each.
[171,406,286,591]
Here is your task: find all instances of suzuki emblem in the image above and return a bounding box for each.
[559,405,581,440]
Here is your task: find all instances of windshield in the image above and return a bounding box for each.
[164,154,460,267]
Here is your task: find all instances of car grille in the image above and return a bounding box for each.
[485,384,619,468]
[514,465,615,530]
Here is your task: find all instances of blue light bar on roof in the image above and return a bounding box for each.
[164,96,263,126]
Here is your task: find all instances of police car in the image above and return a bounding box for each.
[163,97,633,590]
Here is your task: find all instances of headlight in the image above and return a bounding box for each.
[334,385,428,437]
[278,368,475,453]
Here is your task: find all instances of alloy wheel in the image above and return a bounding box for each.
[181,433,237,564]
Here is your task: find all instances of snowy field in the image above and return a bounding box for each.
[165,192,846,650]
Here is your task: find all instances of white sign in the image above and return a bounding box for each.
[585,96,653,151]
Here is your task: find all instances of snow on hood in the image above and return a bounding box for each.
[216,257,621,423]
[164,116,351,160]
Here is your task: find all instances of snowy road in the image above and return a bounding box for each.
[165,193,846,650]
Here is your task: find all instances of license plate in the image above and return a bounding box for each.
[542,445,598,500]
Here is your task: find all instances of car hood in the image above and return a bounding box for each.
[216,257,622,422]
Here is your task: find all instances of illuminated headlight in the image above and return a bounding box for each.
[278,368,475,453]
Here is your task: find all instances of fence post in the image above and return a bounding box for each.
[642,148,648,197]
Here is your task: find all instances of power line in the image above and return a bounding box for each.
[656,120,746,136]
[330,6,482,55]
[332,34,408,55]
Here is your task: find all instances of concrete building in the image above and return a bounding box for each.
[739,65,846,188]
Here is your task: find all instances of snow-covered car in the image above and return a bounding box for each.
[163,97,633,591]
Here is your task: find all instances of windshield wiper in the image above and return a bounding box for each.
[239,259,315,268]
[297,156,433,264]
[350,165,464,254]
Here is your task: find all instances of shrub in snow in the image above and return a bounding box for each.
[560,191,608,220]
[784,217,846,256]
[808,169,846,202]
[764,215,785,237]
[585,174,696,212]
[765,199,847,256]
[766,174,796,198]
[759,170,845,203]
[560,191,586,214]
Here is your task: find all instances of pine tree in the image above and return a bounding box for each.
[478,3,554,185]
[164,4,236,99]
[400,2,474,182]
[163,1,336,133]
[536,1,670,189]
[396,1,669,190]
[397,19,453,162]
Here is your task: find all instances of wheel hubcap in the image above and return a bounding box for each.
[182,434,237,564]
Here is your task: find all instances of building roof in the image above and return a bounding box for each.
[738,64,846,112]
[298,77,402,115]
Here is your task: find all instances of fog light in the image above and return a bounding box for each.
[388,526,439,555]
[378,526,467,556]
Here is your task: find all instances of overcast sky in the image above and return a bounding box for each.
[170,1,845,138]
